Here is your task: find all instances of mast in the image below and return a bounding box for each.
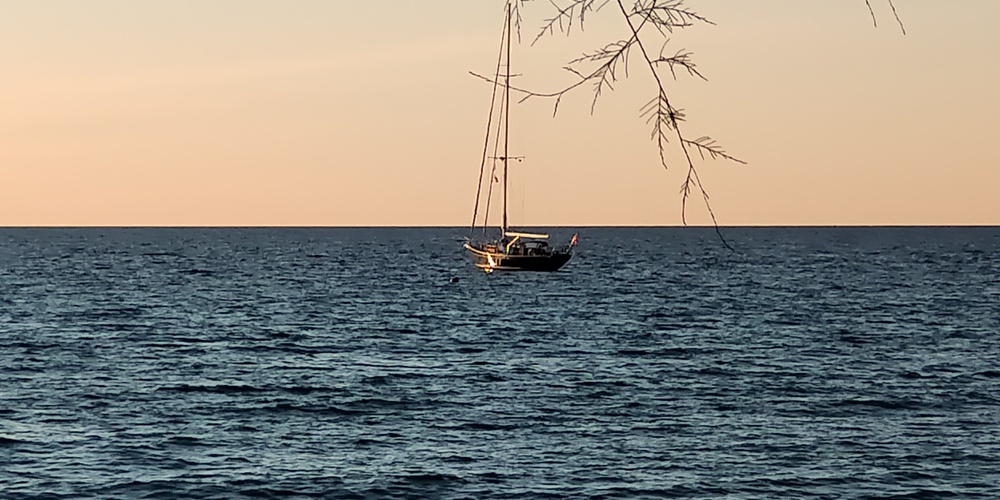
[502,1,511,235]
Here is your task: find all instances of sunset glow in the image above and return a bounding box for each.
[3,1,998,226]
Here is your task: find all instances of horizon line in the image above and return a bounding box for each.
[2,224,999,229]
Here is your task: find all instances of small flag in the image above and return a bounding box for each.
[570,233,578,247]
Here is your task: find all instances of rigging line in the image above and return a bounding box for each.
[484,94,507,235]
[484,6,512,237]
[502,1,512,235]
[521,155,527,227]
[470,3,511,239]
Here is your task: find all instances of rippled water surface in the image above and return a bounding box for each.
[2,227,999,499]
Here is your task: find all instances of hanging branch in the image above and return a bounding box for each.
[498,0,740,243]
[488,0,905,238]
[616,0,737,249]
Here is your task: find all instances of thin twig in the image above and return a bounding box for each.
[865,0,906,34]
[865,0,878,28]
[888,0,906,35]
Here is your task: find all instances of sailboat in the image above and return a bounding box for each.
[463,1,576,273]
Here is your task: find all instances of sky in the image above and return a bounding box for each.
[2,1,998,226]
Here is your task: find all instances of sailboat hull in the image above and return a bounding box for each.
[464,243,572,272]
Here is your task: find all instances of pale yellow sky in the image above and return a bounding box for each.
[2,1,998,226]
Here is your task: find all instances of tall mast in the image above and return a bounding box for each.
[502,1,511,235]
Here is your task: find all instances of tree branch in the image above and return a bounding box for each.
[488,0,906,241]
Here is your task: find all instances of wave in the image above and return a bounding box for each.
[0,435,31,446]
[834,398,924,411]
[156,384,269,395]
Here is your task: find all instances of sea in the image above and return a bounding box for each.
[1,226,998,499]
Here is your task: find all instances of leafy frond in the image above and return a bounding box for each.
[683,137,747,165]
[652,46,706,80]
[532,0,611,46]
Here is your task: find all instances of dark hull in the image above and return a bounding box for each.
[464,244,572,272]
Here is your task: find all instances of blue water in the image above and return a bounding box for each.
[1,227,999,499]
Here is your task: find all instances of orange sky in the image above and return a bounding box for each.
[2,1,998,226]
